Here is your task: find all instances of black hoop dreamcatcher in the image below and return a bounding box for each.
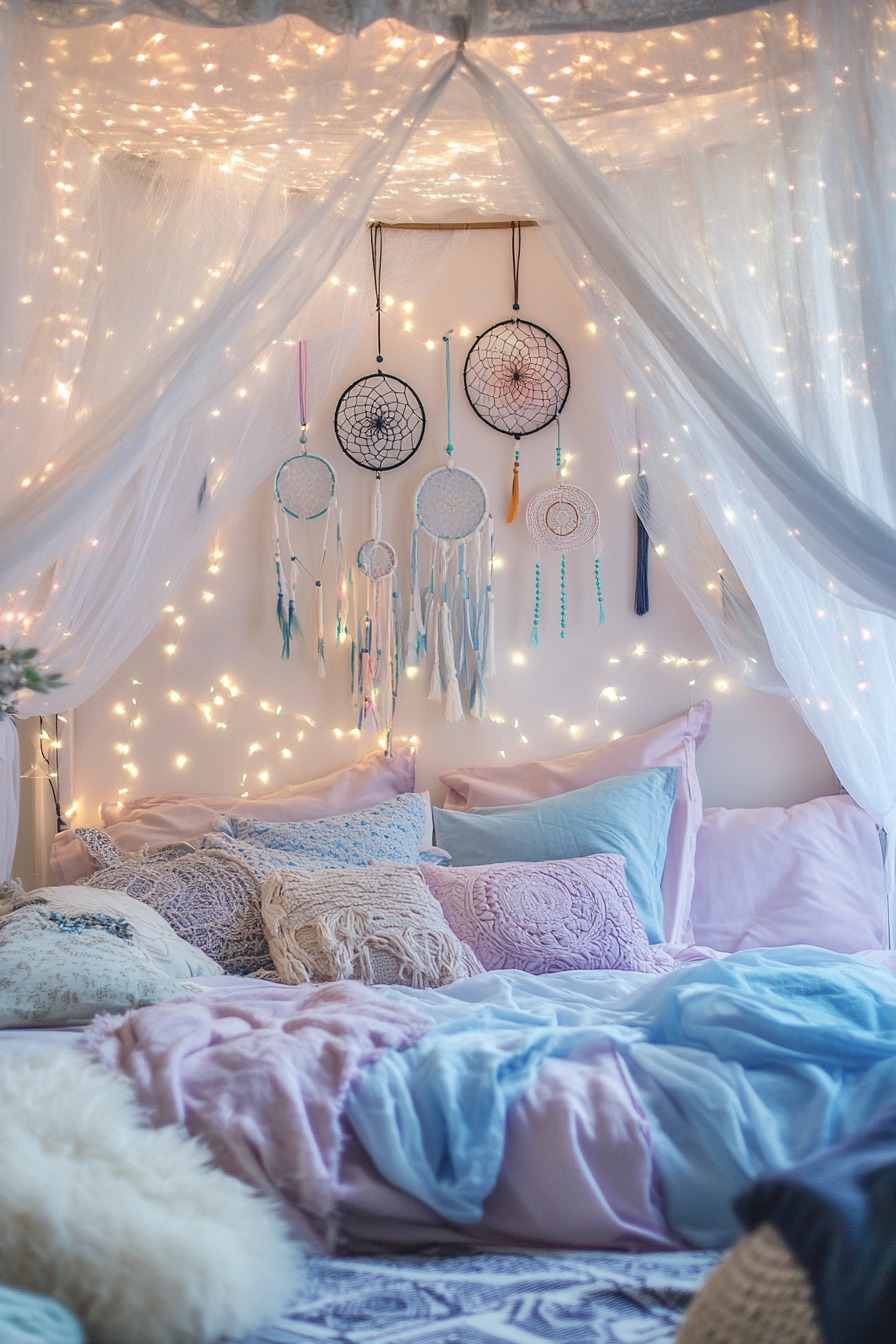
[464,222,570,522]
[334,224,424,744]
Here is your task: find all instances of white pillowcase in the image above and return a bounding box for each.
[24,885,223,979]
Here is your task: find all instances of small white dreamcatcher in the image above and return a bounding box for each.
[526,413,605,644]
[409,335,494,722]
[273,341,346,676]
[349,474,404,742]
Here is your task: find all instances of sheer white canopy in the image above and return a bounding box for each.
[3,0,895,904]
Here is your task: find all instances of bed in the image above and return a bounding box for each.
[1,721,892,1341]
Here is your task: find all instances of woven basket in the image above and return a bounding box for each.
[676,1223,822,1344]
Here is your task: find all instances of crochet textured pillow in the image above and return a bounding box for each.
[76,830,272,977]
[423,854,675,975]
[260,864,483,988]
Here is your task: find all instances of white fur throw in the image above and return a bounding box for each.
[0,1049,297,1344]
[260,864,483,988]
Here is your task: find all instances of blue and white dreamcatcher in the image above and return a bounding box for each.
[334,225,424,741]
[273,341,346,676]
[409,336,494,722]
[526,413,605,645]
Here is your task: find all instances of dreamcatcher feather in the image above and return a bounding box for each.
[526,413,605,643]
[409,335,494,722]
[335,224,424,744]
[272,342,342,676]
[464,222,570,522]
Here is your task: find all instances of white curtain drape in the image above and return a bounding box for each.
[453,7,896,848]
[0,718,19,882]
[21,0,780,37]
[0,16,466,707]
[4,0,896,858]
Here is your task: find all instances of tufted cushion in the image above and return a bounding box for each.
[422,854,674,975]
[76,831,272,977]
[260,865,483,988]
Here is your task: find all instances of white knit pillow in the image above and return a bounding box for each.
[259,865,483,989]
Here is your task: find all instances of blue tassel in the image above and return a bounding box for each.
[595,557,606,627]
[635,469,650,617]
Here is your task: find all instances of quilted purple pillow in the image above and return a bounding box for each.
[422,854,674,975]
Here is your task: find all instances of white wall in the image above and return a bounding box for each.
[70,229,837,826]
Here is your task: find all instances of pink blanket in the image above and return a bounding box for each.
[86,981,432,1250]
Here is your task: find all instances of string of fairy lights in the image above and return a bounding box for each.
[73,518,731,820]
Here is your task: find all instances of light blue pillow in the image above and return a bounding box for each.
[0,1285,83,1344]
[211,793,430,872]
[433,767,679,944]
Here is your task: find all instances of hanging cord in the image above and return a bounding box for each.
[511,220,522,312]
[443,333,454,461]
[555,409,563,482]
[507,226,524,519]
[370,222,384,364]
[297,340,308,445]
[39,715,65,834]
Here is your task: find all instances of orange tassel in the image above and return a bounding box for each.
[507,457,520,524]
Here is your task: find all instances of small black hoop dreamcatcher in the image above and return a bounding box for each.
[334,371,425,474]
[334,224,424,745]
[334,225,425,475]
[464,221,570,522]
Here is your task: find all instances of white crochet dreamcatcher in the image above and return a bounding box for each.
[409,336,494,722]
[526,413,605,644]
[272,341,345,676]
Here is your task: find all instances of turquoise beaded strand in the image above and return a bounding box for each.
[530,561,541,647]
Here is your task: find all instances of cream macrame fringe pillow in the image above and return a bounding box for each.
[260,865,484,988]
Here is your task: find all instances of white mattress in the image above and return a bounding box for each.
[0,1025,84,1056]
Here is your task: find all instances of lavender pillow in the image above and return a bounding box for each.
[422,854,674,976]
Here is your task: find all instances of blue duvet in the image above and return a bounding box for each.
[344,949,896,1246]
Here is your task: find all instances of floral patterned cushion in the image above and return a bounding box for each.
[0,881,223,981]
[0,906,186,1028]
[75,829,273,977]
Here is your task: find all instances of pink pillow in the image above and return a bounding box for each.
[690,795,886,954]
[439,703,711,946]
[50,747,416,884]
[423,854,674,975]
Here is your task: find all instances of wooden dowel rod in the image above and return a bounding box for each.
[370,220,538,230]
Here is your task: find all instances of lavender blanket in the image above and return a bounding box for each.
[86,981,432,1250]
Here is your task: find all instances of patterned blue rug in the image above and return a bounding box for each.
[251,1248,720,1344]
